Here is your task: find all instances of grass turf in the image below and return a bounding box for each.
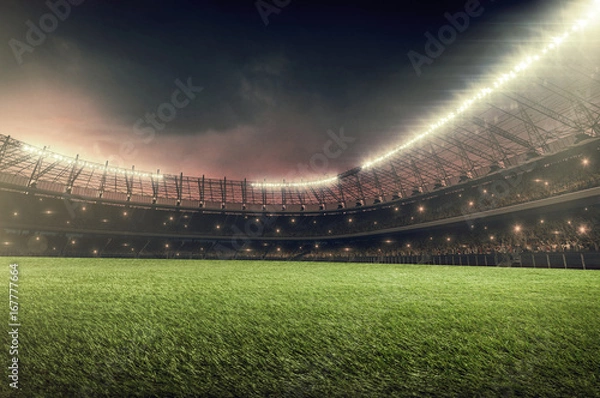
[1,258,599,397]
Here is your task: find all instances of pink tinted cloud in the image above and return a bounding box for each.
[0,79,357,182]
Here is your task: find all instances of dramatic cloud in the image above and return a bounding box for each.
[0,0,549,180]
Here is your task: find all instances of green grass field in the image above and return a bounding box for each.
[1,258,599,397]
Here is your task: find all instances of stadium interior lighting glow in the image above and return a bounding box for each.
[21,143,162,180]
[251,175,339,189]
[361,0,599,170]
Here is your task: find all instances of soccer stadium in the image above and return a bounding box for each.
[2,1,600,397]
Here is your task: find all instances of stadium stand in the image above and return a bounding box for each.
[0,137,598,268]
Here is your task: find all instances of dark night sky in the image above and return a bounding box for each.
[0,0,575,181]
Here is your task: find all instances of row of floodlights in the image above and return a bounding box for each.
[251,176,339,189]
[21,145,163,179]
[360,6,597,170]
